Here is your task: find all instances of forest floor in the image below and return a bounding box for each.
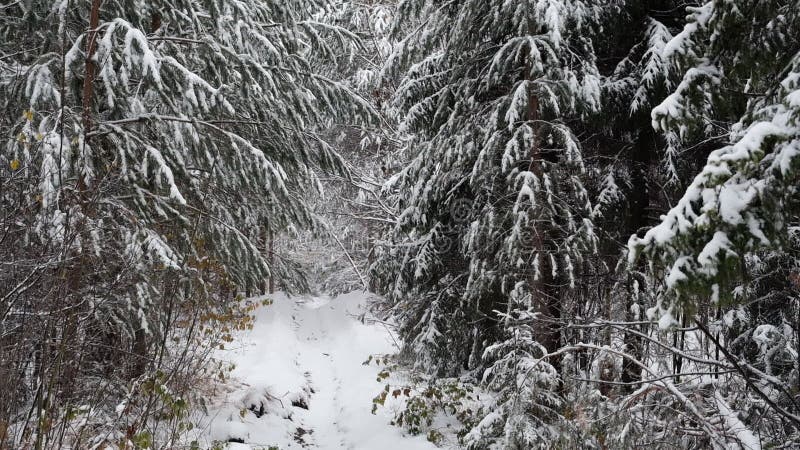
[195,291,439,450]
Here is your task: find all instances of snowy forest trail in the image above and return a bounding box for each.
[200,292,438,450]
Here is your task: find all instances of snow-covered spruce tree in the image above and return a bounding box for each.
[627,0,800,443]
[0,0,371,446]
[592,1,704,399]
[630,0,800,319]
[375,0,608,446]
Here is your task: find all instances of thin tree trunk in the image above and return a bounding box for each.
[82,0,102,140]
[621,125,653,390]
[526,90,561,370]
[268,234,275,294]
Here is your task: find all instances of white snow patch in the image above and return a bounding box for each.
[194,291,439,450]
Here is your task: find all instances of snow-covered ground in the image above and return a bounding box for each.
[194,291,439,450]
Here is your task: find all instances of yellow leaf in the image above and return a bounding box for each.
[35,133,43,141]
[23,110,33,121]
[9,159,20,171]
